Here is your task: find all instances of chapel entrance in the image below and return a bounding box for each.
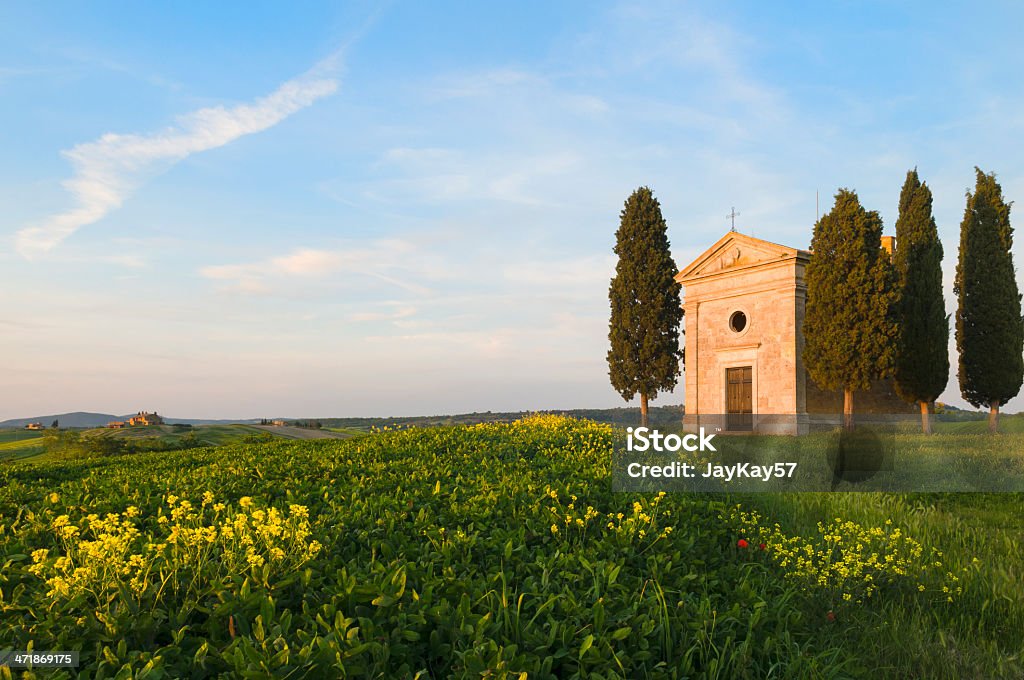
[726,366,753,431]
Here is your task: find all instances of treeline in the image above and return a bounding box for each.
[310,405,685,431]
[806,167,1022,433]
[43,430,201,459]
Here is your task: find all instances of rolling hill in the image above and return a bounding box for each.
[0,412,263,428]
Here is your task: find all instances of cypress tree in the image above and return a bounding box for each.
[954,168,1023,433]
[607,186,683,427]
[893,169,949,434]
[803,189,897,430]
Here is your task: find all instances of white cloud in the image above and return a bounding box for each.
[199,240,431,296]
[350,306,418,322]
[502,255,616,288]
[15,57,340,258]
[272,248,347,276]
[346,147,585,209]
[427,68,535,99]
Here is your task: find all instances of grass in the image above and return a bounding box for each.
[0,430,47,444]
[323,426,371,437]
[0,416,1020,677]
[0,424,351,464]
[934,412,1024,434]
[737,491,1023,678]
[0,436,49,462]
[86,423,270,447]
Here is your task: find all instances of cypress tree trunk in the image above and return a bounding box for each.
[919,401,932,435]
[640,393,649,428]
[843,389,854,431]
[989,400,999,434]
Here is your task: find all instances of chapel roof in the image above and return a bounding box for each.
[675,231,810,283]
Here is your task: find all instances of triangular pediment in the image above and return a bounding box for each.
[676,231,807,282]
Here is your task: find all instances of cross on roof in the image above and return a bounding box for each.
[726,207,740,231]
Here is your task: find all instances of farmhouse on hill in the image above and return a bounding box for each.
[128,411,164,426]
[676,231,913,435]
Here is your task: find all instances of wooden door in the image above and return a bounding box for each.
[726,366,753,431]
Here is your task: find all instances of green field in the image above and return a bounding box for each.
[934,413,1024,434]
[86,424,272,445]
[0,424,355,464]
[0,430,49,461]
[0,416,1021,678]
[0,430,48,444]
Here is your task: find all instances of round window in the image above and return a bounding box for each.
[729,311,747,333]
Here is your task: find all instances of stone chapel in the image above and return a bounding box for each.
[676,231,913,435]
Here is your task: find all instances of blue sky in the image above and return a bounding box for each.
[3,1,1024,419]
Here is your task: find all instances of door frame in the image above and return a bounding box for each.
[720,356,758,431]
[725,364,753,431]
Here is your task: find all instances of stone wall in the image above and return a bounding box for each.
[683,260,802,416]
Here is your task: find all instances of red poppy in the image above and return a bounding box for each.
[737,539,749,548]
[826,611,836,622]
[758,543,766,550]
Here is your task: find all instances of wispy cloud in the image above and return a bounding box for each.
[15,55,341,258]
[502,255,616,288]
[339,146,585,209]
[199,240,433,296]
[350,306,418,322]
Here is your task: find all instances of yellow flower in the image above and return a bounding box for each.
[61,525,80,539]
[550,524,558,534]
[239,497,253,509]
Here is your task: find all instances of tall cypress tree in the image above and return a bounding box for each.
[893,169,949,434]
[954,168,1023,433]
[608,186,683,427]
[804,189,897,430]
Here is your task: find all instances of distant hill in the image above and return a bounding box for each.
[0,406,686,431]
[0,412,120,429]
[0,412,261,429]
[162,417,263,426]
